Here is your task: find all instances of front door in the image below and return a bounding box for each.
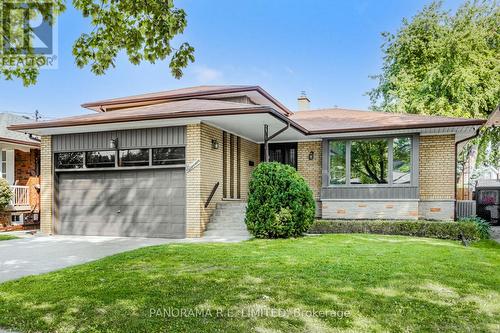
[260,143,298,169]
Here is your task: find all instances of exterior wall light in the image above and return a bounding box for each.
[211,139,220,150]
[308,151,314,160]
[110,138,119,149]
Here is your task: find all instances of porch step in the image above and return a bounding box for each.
[203,201,250,240]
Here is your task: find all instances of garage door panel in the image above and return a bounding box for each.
[152,188,185,205]
[60,221,185,238]
[122,188,155,206]
[58,189,102,205]
[57,168,185,238]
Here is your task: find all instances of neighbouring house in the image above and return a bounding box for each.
[457,106,499,200]
[0,113,41,227]
[9,86,485,238]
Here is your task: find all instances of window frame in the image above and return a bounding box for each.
[54,146,186,171]
[326,135,418,188]
[85,150,117,168]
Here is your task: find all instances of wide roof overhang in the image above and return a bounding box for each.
[8,98,486,144]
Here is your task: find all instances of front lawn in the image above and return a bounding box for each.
[0,235,499,332]
[0,235,17,241]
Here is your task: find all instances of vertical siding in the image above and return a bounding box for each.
[53,126,186,152]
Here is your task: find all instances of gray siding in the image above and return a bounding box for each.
[321,186,419,200]
[53,126,186,152]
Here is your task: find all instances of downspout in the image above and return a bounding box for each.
[263,122,290,162]
[454,126,481,220]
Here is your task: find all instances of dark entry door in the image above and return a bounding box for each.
[260,143,297,168]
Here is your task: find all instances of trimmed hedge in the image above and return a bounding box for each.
[309,220,482,241]
[245,162,315,238]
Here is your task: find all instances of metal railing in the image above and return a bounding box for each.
[10,185,30,207]
[204,182,220,208]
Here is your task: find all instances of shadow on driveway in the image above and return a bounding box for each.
[0,235,198,283]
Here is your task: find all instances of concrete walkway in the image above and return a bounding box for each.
[0,232,248,283]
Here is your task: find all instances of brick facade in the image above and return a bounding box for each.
[239,137,259,199]
[418,134,455,220]
[186,123,259,237]
[419,135,455,200]
[297,141,322,200]
[200,124,224,232]
[14,149,40,210]
[40,136,53,234]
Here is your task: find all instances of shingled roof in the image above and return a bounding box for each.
[290,108,485,134]
[0,113,40,146]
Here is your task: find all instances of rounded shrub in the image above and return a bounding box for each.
[0,178,12,211]
[245,162,315,238]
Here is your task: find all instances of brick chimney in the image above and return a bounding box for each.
[297,91,310,111]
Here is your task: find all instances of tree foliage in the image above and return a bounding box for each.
[0,0,194,86]
[369,0,499,170]
[369,0,499,119]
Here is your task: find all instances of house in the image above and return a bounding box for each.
[9,86,485,238]
[0,113,41,226]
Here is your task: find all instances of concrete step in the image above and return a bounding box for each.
[203,229,251,237]
[213,209,245,214]
[216,202,245,206]
[207,223,248,231]
[213,214,245,219]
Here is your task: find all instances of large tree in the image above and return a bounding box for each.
[369,0,499,170]
[0,0,194,86]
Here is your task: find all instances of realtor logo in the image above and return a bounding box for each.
[0,0,58,69]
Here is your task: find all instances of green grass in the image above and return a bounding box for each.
[0,235,499,333]
[0,235,17,241]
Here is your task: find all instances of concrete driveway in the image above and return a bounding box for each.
[0,234,189,283]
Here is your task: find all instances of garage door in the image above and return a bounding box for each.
[57,169,185,238]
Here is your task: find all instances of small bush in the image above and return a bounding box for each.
[0,178,12,211]
[245,162,315,238]
[309,220,482,241]
[458,216,490,239]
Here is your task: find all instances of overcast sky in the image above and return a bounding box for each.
[0,0,463,120]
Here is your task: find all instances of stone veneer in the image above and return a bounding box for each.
[40,136,53,234]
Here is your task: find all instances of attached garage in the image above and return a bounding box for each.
[52,127,187,238]
[56,169,185,238]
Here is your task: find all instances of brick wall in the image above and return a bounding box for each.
[14,149,38,184]
[419,135,455,200]
[185,123,260,237]
[239,137,259,199]
[14,149,40,210]
[185,124,203,237]
[200,123,224,231]
[418,134,455,220]
[40,136,53,234]
[297,141,322,200]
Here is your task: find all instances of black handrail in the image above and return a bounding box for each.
[204,182,220,208]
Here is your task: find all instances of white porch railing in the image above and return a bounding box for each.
[10,185,30,207]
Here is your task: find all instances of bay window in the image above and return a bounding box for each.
[329,136,413,186]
